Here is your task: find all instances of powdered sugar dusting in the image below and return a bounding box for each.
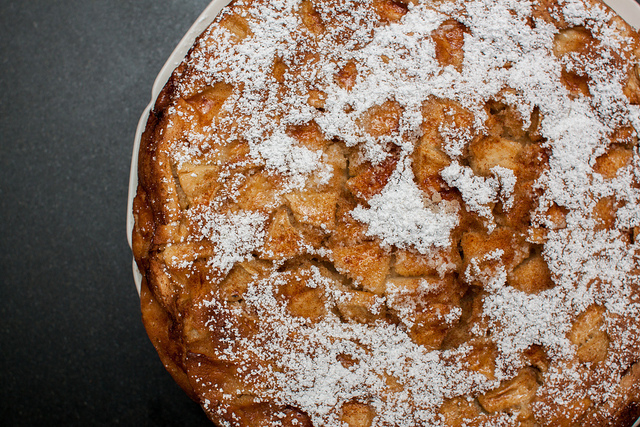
[351,157,459,253]
[441,163,517,230]
[250,130,325,189]
[442,162,498,223]
[187,206,267,274]
[144,0,640,424]
[208,266,493,426]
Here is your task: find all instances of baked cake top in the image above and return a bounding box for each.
[133,0,640,425]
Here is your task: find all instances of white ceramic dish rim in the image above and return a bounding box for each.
[126,0,640,295]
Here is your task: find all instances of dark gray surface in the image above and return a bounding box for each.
[0,1,211,425]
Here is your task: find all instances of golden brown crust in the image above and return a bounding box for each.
[140,277,196,400]
[134,0,640,425]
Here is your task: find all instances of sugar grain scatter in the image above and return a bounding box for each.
[133,0,640,425]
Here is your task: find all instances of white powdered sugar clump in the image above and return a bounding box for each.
[484,286,580,362]
[442,162,517,228]
[351,157,459,253]
[249,130,325,189]
[537,99,612,212]
[188,207,267,274]
[440,123,473,158]
[441,162,497,220]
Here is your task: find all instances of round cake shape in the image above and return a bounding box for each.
[132,0,640,425]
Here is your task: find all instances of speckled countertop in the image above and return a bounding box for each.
[0,1,211,425]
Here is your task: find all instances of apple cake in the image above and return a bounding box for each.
[132,0,640,425]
